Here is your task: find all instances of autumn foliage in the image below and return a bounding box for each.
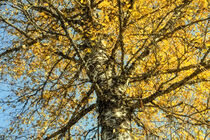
[0,0,209,139]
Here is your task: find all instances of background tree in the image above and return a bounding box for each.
[0,0,209,139]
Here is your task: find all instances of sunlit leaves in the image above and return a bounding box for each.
[0,0,209,139]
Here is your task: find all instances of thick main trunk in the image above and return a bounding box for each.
[86,47,132,139]
[98,94,132,140]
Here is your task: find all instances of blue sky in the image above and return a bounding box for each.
[0,82,11,128]
[0,25,14,135]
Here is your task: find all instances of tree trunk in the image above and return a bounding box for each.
[86,47,132,139]
[98,93,132,140]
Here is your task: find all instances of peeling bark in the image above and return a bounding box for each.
[86,47,132,139]
[98,95,132,140]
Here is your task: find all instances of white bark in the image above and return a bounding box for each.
[86,47,132,139]
[99,100,132,140]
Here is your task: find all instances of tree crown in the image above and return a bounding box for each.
[0,0,209,139]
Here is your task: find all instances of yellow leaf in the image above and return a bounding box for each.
[43,3,49,6]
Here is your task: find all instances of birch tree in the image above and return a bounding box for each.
[0,0,209,139]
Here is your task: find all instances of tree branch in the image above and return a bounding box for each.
[44,104,96,140]
[136,61,210,106]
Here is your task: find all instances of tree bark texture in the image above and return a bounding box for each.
[86,47,132,140]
